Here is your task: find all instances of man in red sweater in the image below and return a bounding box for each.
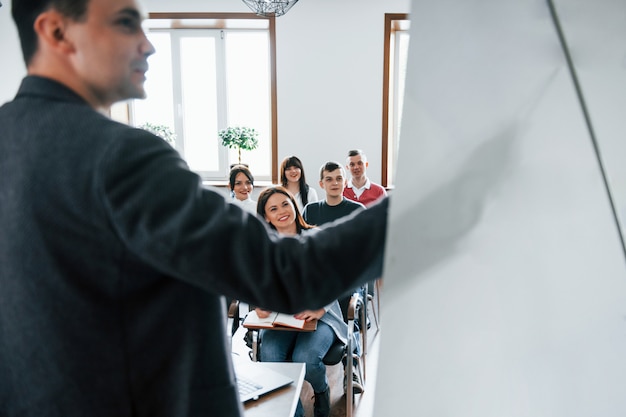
[343,149,387,207]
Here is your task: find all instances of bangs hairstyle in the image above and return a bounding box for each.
[279,155,312,206]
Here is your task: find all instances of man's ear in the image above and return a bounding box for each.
[33,10,74,53]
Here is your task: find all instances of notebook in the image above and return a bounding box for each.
[232,353,294,402]
[243,310,306,330]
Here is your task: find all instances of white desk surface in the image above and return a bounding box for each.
[243,361,305,417]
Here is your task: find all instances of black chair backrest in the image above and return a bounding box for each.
[322,337,346,365]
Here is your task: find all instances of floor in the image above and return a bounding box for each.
[232,288,381,417]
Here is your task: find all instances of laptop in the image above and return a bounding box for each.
[232,353,294,402]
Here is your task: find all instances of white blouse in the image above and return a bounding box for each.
[231,196,257,214]
[295,187,319,213]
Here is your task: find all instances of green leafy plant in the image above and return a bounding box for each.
[139,122,176,146]
[218,126,259,164]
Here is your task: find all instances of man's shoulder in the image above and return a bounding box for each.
[369,181,386,192]
[342,198,365,210]
[3,77,137,144]
[365,182,387,198]
[343,198,364,206]
[302,200,324,217]
[302,200,326,225]
[16,76,90,107]
[303,200,325,211]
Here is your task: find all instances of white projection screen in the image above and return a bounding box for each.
[374,0,626,416]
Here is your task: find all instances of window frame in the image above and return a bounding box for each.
[140,13,279,184]
[381,13,410,189]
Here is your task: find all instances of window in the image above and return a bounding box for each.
[111,13,277,182]
[382,14,410,188]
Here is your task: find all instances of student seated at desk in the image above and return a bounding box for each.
[228,164,257,214]
[255,186,355,417]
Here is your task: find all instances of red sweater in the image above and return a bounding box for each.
[343,181,387,207]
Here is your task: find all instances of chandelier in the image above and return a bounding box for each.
[241,0,300,17]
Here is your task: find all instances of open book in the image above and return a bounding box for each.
[243,310,308,330]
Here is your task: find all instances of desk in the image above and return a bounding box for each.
[243,313,317,361]
[243,310,318,332]
[244,362,305,417]
[243,319,318,332]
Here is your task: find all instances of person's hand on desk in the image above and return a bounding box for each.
[255,307,324,322]
[294,309,325,321]
[255,308,273,319]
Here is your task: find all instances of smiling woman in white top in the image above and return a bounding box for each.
[280,155,319,212]
[228,164,257,214]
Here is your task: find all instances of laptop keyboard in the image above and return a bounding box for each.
[237,375,263,397]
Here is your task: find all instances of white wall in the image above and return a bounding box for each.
[0,5,25,102]
[0,0,411,194]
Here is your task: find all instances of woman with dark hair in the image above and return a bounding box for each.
[228,164,256,214]
[256,186,314,235]
[280,156,319,212]
[255,186,349,417]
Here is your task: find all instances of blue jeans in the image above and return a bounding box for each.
[259,321,336,417]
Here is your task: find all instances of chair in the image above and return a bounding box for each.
[366,279,382,332]
[228,291,367,416]
[227,297,240,339]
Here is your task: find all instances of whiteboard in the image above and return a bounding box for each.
[375,1,626,416]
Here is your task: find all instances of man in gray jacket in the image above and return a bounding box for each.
[0,1,388,416]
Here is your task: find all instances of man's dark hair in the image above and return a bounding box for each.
[319,161,343,180]
[12,0,89,65]
[347,149,368,163]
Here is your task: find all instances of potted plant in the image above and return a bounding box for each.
[139,122,177,147]
[218,126,259,165]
